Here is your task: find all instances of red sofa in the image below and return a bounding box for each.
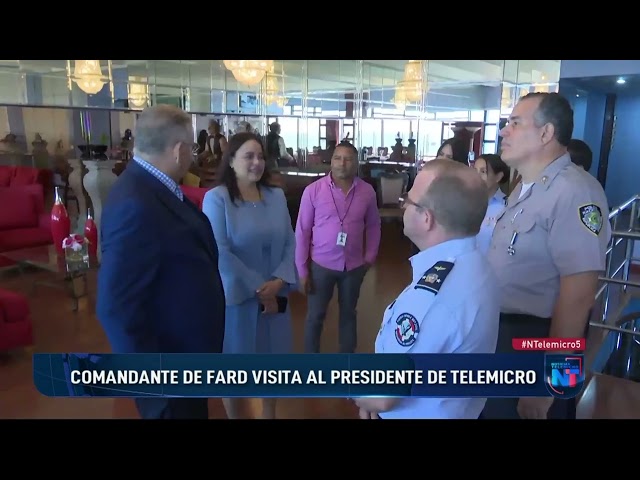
[180,185,211,210]
[0,181,53,267]
[0,165,52,191]
[0,288,33,351]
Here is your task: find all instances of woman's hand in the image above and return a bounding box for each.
[261,297,278,315]
[256,279,284,301]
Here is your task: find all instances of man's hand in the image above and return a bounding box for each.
[299,276,313,295]
[517,397,554,419]
[358,408,379,419]
[353,396,397,413]
[256,279,284,301]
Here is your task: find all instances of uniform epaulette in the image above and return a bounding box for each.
[414,260,454,294]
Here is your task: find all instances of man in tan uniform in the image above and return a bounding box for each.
[482,92,611,420]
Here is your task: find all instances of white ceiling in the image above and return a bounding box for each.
[0,60,561,95]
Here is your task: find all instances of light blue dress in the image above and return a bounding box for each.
[202,185,297,354]
[476,189,507,255]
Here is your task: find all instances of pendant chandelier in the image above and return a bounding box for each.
[128,77,149,109]
[223,60,274,86]
[71,60,108,95]
[263,64,287,107]
[393,84,408,109]
[394,60,428,107]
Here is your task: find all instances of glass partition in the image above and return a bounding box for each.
[500,60,562,117]
[0,59,561,170]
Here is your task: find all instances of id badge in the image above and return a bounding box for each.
[336,231,347,247]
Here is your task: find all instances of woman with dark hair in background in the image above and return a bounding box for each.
[410,136,472,254]
[567,138,593,172]
[436,137,470,164]
[416,137,470,173]
[196,129,208,155]
[184,129,210,187]
[473,153,510,254]
[202,132,296,420]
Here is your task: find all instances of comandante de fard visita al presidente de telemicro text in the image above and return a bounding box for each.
[70,368,538,386]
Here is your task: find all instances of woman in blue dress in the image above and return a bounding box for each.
[473,153,510,254]
[202,132,296,419]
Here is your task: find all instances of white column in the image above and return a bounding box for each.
[67,159,87,232]
[82,160,118,261]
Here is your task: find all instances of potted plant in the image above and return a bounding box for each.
[91,134,109,160]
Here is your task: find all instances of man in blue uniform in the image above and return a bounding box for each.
[354,159,501,419]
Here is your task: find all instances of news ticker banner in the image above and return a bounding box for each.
[33,351,586,399]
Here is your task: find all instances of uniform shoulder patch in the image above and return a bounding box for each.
[395,312,420,347]
[578,204,603,235]
[414,260,454,294]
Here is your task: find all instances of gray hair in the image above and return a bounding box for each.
[521,92,573,147]
[419,158,488,237]
[133,105,193,158]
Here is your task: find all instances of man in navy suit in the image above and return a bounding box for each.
[97,105,225,419]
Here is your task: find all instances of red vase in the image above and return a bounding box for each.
[50,186,70,255]
[84,207,98,258]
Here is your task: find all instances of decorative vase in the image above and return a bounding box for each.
[84,208,98,258]
[407,138,416,162]
[91,145,109,160]
[50,186,70,255]
[390,136,404,161]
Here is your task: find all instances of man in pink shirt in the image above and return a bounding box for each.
[295,141,381,353]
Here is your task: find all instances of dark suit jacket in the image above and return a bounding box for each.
[97,160,225,354]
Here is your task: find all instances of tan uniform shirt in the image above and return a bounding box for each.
[487,153,611,318]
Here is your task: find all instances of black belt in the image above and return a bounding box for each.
[500,313,551,324]
[500,312,590,340]
[497,313,553,352]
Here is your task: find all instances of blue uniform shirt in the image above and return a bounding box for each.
[476,189,506,255]
[374,237,501,419]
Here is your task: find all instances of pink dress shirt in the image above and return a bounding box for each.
[295,174,381,277]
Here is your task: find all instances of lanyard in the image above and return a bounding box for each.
[330,182,356,227]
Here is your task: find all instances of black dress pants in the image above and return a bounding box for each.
[481,313,577,420]
[135,398,209,419]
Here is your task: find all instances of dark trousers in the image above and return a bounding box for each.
[135,398,209,419]
[481,313,577,420]
[304,261,367,354]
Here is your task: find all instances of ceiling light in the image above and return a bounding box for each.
[617,78,626,84]
[71,60,108,95]
[223,60,273,86]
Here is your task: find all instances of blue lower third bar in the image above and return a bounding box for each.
[32,352,585,399]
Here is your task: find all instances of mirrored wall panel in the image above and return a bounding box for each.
[0,60,562,167]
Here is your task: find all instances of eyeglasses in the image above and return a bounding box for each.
[398,192,422,209]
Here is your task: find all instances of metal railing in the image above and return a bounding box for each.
[591,194,640,339]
